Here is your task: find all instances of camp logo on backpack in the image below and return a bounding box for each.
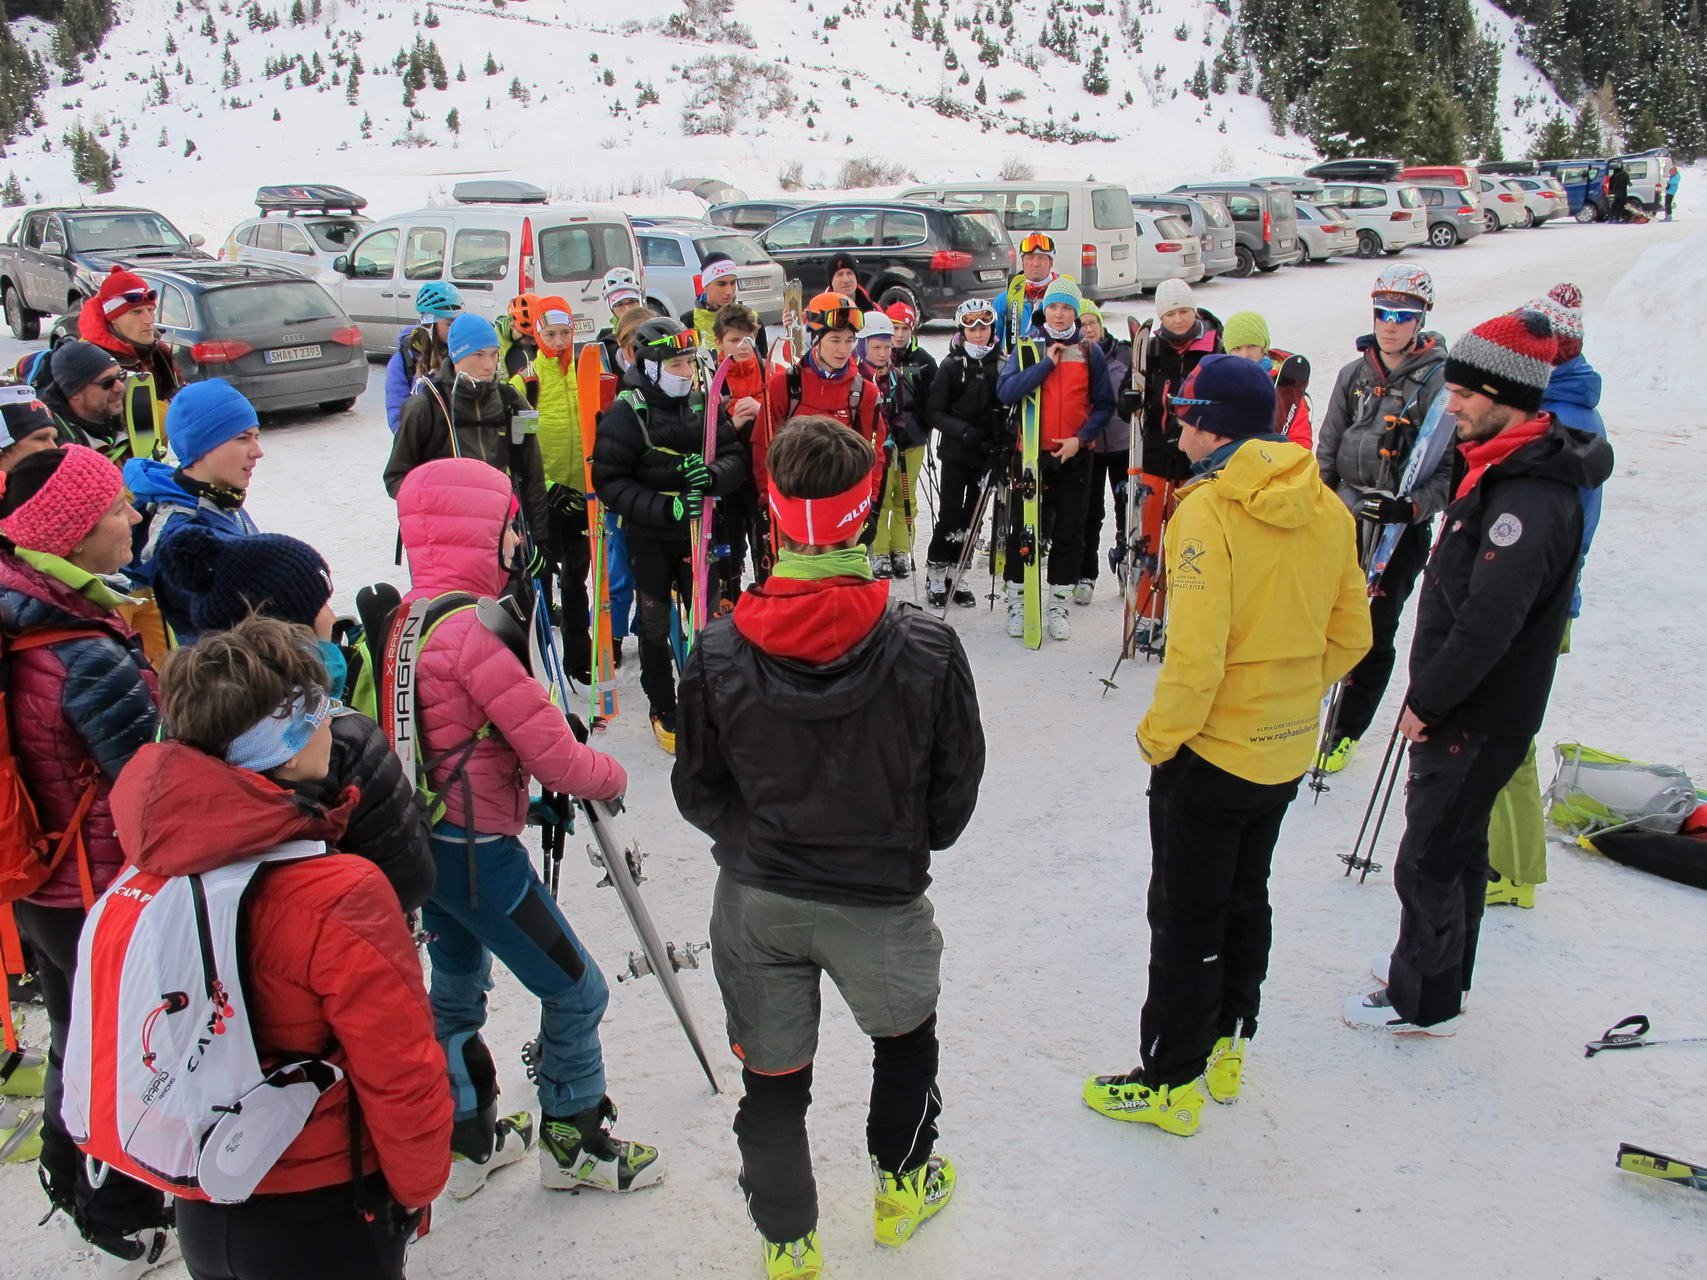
[61,841,343,1204]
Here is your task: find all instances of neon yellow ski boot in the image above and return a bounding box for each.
[1485,873,1535,908]
[1,1099,43,1164]
[1083,1073,1204,1135]
[1315,736,1357,775]
[761,1231,823,1279]
[0,1044,46,1098]
[872,1153,956,1247]
[1205,1030,1245,1105]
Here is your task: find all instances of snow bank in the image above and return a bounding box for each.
[1593,222,1707,404]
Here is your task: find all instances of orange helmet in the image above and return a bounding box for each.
[804,291,863,335]
[507,292,542,338]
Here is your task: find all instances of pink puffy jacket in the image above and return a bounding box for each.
[397,457,625,833]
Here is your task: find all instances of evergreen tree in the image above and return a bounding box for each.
[1307,0,1419,156]
[911,0,928,39]
[2,172,24,206]
[1625,107,1666,151]
[446,106,460,135]
[65,120,116,190]
[1409,82,1465,162]
[1568,99,1602,155]
[975,75,987,103]
[1188,58,1210,99]
[1083,44,1109,94]
[484,51,499,75]
[1528,111,1574,160]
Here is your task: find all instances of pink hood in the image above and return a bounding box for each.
[397,457,513,604]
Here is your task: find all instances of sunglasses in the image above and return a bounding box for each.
[807,306,864,332]
[120,289,158,306]
[1374,307,1424,326]
[1019,233,1056,255]
[93,371,127,391]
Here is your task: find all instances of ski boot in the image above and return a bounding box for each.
[0,1043,46,1097]
[891,553,912,579]
[1485,872,1535,908]
[539,1096,664,1193]
[872,1153,956,1247]
[1072,578,1094,606]
[1047,587,1072,641]
[1315,736,1357,774]
[92,1226,180,1280]
[870,553,893,579]
[445,1101,537,1201]
[1,1098,43,1163]
[1369,954,1470,1012]
[952,580,976,609]
[1343,989,1458,1036]
[925,562,949,609]
[650,712,677,756]
[1082,1072,1204,1136]
[1005,582,1025,638]
[761,1230,823,1279]
[1205,1023,1245,1105]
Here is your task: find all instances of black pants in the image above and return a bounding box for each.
[1138,749,1300,1088]
[547,501,592,680]
[1336,518,1430,743]
[627,535,694,720]
[177,1176,408,1280]
[1079,450,1129,582]
[11,900,170,1247]
[733,1015,939,1242]
[1387,729,1531,1027]
[1003,449,1093,587]
[925,458,989,567]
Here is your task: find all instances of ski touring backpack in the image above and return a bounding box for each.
[61,841,345,1203]
[1546,742,1700,838]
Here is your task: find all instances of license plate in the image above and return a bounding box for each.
[573,315,594,337]
[1278,238,1294,251]
[264,344,320,364]
[977,269,1004,282]
[1110,244,1130,259]
[737,275,768,291]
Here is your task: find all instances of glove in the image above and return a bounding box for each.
[526,545,547,577]
[566,711,590,744]
[1118,388,1143,419]
[669,496,687,523]
[549,485,586,518]
[676,452,712,495]
[527,793,571,829]
[1357,492,1414,525]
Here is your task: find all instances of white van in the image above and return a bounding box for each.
[322,181,640,355]
[895,180,1142,300]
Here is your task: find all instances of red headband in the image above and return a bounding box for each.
[769,478,871,545]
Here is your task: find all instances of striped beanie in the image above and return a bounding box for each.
[1041,275,1084,315]
[1521,283,1583,365]
[1444,310,1558,412]
[0,444,125,558]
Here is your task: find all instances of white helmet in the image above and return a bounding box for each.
[955,297,998,327]
[602,267,642,305]
[860,312,896,340]
[1372,264,1435,310]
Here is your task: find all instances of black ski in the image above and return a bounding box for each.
[1617,1143,1707,1193]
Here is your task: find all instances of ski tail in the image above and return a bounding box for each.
[1617,1143,1707,1192]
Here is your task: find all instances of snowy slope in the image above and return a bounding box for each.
[5,0,1562,244]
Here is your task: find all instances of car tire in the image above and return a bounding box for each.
[4,285,41,341]
[1355,231,1382,259]
[1576,202,1600,224]
[1429,222,1459,249]
[1257,262,1282,273]
[319,397,358,413]
[876,282,922,320]
[1521,208,1537,228]
[1482,210,1500,233]
[1229,246,1255,278]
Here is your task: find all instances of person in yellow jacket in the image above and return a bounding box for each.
[511,295,593,682]
[1084,354,1371,1138]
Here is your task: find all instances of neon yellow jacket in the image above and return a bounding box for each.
[1138,438,1371,784]
[513,348,583,490]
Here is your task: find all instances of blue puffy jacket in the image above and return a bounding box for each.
[123,458,259,643]
[1540,354,1606,618]
[386,325,436,434]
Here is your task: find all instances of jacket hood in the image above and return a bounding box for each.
[398,456,514,599]
[1496,418,1614,491]
[733,576,890,663]
[112,741,353,877]
[1186,438,1332,530]
[729,589,906,721]
[77,295,149,364]
[41,384,116,439]
[0,550,130,634]
[121,457,195,506]
[1544,355,1602,411]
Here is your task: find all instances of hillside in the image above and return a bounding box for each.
[1,0,1565,240]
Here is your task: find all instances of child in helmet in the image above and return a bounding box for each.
[385,282,463,434]
[590,317,748,754]
[499,292,542,387]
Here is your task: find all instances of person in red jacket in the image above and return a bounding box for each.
[76,265,178,461]
[712,303,769,593]
[113,617,451,1280]
[762,293,887,545]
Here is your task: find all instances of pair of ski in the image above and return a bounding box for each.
[1589,1014,1707,1194]
[1102,315,1156,693]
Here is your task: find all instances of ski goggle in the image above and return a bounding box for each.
[641,329,700,353]
[1018,233,1056,255]
[1374,307,1424,326]
[959,311,996,329]
[807,305,863,332]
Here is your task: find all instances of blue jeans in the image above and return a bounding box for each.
[423,824,609,1120]
[607,522,635,640]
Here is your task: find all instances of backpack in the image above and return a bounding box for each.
[61,841,346,1203]
[782,362,862,426]
[1546,742,1700,838]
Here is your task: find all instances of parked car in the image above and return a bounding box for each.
[1303,158,1402,182]
[628,214,711,229]
[1413,184,1486,248]
[1476,176,1525,232]
[222,185,371,278]
[635,222,785,324]
[320,180,639,355]
[1502,175,1566,227]
[705,199,817,233]
[756,199,1012,320]
[1169,182,1301,276]
[1312,181,1425,257]
[48,262,367,414]
[1608,148,1673,213]
[1478,160,1540,178]
[1130,192,1236,279]
[2,204,210,339]
[1292,200,1358,262]
[1128,209,1203,289]
[1539,158,1612,221]
[1400,165,1480,191]
[896,180,1141,299]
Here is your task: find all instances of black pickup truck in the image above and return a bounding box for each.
[1,204,210,339]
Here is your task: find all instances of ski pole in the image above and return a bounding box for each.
[1342,716,1403,878]
[896,445,918,603]
[1359,737,1409,883]
[1309,681,1349,803]
[1585,1015,1707,1058]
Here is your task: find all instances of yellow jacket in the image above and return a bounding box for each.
[1138,438,1372,784]
[514,349,583,489]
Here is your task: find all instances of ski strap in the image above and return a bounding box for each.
[1585,1014,1707,1057]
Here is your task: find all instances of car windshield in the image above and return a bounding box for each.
[693,234,769,266]
[203,280,340,329]
[305,218,366,251]
[949,210,1007,252]
[1155,215,1191,239]
[65,211,191,253]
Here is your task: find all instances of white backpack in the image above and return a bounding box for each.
[62,841,346,1204]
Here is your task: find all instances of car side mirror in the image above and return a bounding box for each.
[332,254,350,275]
[189,232,206,248]
[40,239,64,256]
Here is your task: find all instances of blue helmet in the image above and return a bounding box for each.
[414,281,463,320]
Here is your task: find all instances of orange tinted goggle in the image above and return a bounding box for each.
[1019,233,1056,255]
[808,306,863,331]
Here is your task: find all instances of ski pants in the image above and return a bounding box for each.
[1386,729,1532,1027]
[177,1175,410,1280]
[607,523,635,640]
[628,535,695,720]
[1138,748,1300,1088]
[1079,449,1130,583]
[1131,471,1178,622]
[871,446,925,558]
[1486,740,1548,886]
[1003,448,1093,587]
[11,900,170,1250]
[547,498,592,680]
[925,457,987,567]
[423,824,609,1121]
[1335,518,1431,744]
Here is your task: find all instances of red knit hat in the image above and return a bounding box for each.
[94,265,158,322]
[0,444,126,558]
[1443,310,1558,412]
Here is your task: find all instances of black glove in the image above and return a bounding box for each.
[1118,388,1143,419]
[549,485,586,518]
[675,452,712,495]
[566,711,591,744]
[1357,492,1414,525]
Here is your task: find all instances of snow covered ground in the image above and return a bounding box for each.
[4,195,1706,1277]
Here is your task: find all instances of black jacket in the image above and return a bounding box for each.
[1406,419,1614,736]
[590,366,747,544]
[1317,334,1452,519]
[289,709,434,913]
[1139,310,1224,483]
[673,590,984,906]
[928,339,1008,470]
[43,384,127,462]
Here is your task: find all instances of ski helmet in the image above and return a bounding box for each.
[955,298,998,328]
[804,292,863,337]
[1372,264,1435,311]
[414,281,463,321]
[602,267,643,308]
[507,293,541,338]
[859,312,895,341]
[631,317,701,379]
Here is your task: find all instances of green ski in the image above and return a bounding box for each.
[1018,356,1043,650]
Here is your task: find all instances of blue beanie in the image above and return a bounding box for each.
[1040,276,1083,315]
[1172,353,1277,440]
[447,313,500,364]
[167,379,258,467]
